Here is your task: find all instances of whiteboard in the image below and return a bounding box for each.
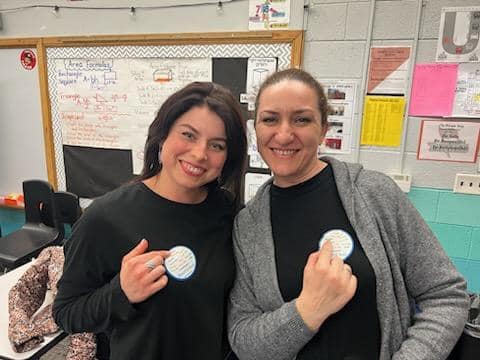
[0,48,47,195]
[46,42,293,198]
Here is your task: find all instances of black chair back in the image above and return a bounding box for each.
[0,180,63,271]
[23,180,61,233]
[54,191,81,243]
[55,191,81,226]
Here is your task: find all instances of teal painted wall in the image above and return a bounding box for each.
[1,187,479,292]
[0,207,72,240]
[408,188,480,293]
[0,207,24,236]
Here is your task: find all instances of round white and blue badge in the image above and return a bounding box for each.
[164,245,196,281]
[319,229,354,260]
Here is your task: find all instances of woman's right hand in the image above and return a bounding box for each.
[296,240,357,332]
[119,239,170,304]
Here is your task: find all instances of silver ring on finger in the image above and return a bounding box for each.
[145,259,156,271]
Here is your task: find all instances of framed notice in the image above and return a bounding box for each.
[417,120,480,162]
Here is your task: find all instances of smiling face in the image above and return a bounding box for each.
[157,105,227,202]
[255,79,327,187]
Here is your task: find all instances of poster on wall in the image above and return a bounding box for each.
[246,119,269,168]
[417,120,480,162]
[242,57,277,111]
[436,7,480,63]
[248,0,290,30]
[408,63,458,117]
[360,96,405,147]
[320,80,357,154]
[244,172,271,202]
[366,47,411,95]
[452,63,480,118]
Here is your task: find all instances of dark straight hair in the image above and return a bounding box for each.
[254,68,331,128]
[137,81,247,211]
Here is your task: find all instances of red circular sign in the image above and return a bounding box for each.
[20,49,36,70]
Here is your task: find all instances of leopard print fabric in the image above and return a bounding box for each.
[8,246,96,359]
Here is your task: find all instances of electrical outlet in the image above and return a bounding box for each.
[387,173,411,193]
[453,173,480,195]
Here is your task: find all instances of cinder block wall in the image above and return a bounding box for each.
[304,0,480,292]
[304,0,479,187]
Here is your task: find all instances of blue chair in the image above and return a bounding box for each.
[0,180,63,271]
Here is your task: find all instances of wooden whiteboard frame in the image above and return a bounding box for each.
[0,30,303,189]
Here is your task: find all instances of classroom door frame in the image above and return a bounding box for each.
[0,38,54,193]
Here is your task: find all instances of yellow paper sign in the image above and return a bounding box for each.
[360,96,405,146]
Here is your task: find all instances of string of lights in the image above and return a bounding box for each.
[0,1,231,14]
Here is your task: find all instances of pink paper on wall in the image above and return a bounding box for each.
[408,63,458,117]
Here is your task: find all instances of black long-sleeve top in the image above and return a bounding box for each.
[271,166,380,359]
[53,182,235,360]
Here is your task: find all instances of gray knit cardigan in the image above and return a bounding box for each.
[228,157,469,360]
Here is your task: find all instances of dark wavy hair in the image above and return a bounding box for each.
[137,81,247,210]
[254,68,330,129]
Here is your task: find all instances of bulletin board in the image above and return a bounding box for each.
[38,31,303,199]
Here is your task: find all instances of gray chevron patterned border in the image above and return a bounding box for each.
[47,44,291,68]
[47,43,292,191]
[46,59,67,191]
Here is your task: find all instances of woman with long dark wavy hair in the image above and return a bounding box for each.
[54,82,247,360]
